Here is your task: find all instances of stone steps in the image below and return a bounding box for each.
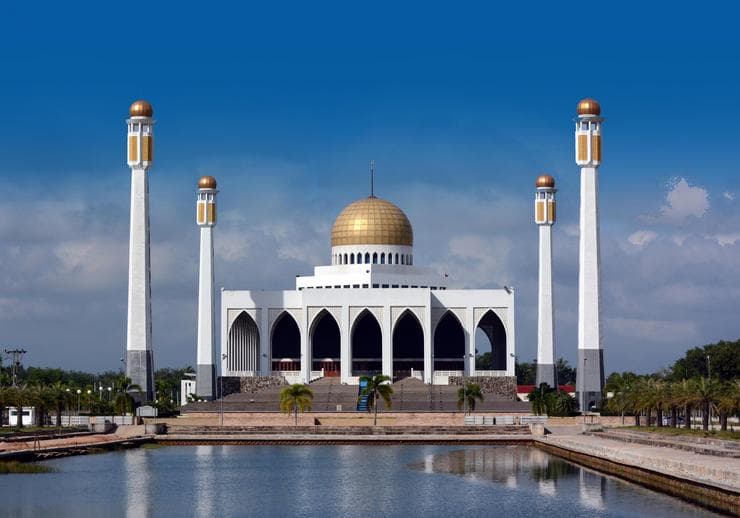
[165,425,531,436]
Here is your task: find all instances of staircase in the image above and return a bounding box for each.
[357,379,369,411]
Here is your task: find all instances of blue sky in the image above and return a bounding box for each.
[1,2,739,374]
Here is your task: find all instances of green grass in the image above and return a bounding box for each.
[622,426,740,441]
[0,461,56,474]
[0,426,48,435]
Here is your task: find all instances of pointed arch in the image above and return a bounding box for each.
[433,311,465,371]
[270,312,301,371]
[475,310,507,370]
[344,253,348,264]
[392,309,424,380]
[351,309,382,376]
[380,253,385,264]
[372,252,378,264]
[227,311,260,373]
[310,309,341,376]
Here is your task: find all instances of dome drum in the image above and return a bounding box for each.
[331,244,413,266]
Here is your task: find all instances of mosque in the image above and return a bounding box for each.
[124,98,605,410]
[220,187,516,388]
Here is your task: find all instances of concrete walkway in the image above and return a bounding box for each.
[538,434,740,493]
[0,426,148,458]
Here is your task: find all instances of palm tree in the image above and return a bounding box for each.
[114,377,142,416]
[4,385,34,429]
[360,374,393,425]
[528,383,551,416]
[279,384,314,425]
[690,377,722,431]
[47,381,72,427]
[458,382,484,415]
[605,373,635,425]
[716,380,740,431]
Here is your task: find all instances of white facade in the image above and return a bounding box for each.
[221,260,515,385]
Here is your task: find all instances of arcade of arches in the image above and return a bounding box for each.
[227,307,508,379]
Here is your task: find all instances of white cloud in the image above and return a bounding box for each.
[658,178,709,224]
[709,233,740,246]
[723,191,736,201]
[627,230,658,247]
[605,316,698,344]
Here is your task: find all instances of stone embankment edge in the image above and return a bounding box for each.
[0,436,152,462]
[534,438,739,517]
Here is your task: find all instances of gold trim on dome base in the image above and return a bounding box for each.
[331,196,413,247]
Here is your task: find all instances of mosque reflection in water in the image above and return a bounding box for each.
[410,446,606,510]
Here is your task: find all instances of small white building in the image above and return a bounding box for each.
[221,194,515,386]
[7,406,35,426]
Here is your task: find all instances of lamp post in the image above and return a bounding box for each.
[107,386,112,402]
[76,389,82,416]
[65,388,71,425]
[220,353,228,426]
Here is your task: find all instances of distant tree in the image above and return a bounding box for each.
[668,340,740,381]
[475,352,493,370]
[360,374,394,425]
[516,361,536,385]
[280,384,314,425]
[457,382,484,414]
[555,358,576,385]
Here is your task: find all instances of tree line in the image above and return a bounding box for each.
[0,365,194,428]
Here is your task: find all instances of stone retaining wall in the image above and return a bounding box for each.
[218,376,288,396]
[449,376,517,399]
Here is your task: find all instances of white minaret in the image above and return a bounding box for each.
[535,174,557,388]
[126,100,155,402]
[195,176,218,399]
[575,98,605,411]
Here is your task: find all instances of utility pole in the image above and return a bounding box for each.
[4,349,27,387]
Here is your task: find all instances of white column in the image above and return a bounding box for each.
[340,305,351,383]
[578,167,601,352]
[259,308,269,375]
[536,224,555,386]
[466,306,476,377]
[301,307,310,383]
[423,306,432,384]
[126,166,154,401]
[196,227,215,398]
[382,306,392,379]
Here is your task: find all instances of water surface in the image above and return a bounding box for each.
[0,445,718,517]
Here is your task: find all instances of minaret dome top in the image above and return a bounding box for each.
[129,100,153,118]
[576,98,600,117]
[198,175,217,189]
[536,174,555,189]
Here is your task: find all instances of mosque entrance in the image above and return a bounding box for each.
[311,310,341,377]
[227,312,260,373]
[475,310,507,370]
[433,312,465,371]
[351,310,382,377]
[271,312,301,372]
[392,311,424,380]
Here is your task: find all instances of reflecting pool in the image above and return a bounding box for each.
[0,445,718,517]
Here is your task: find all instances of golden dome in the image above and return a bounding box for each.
[536,174,555,188]
[576,98,600,116]
[129,99,153,117]
[198,175,217,189]
[331,196,413,247]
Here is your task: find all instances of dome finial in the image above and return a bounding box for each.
[370,160,376,198]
